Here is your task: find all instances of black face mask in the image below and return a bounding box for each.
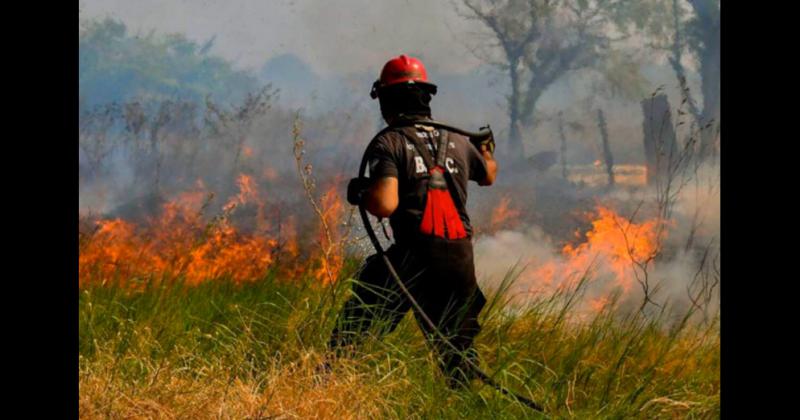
[377,84,434,122]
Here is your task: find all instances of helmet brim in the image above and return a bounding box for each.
[371,80,437,99]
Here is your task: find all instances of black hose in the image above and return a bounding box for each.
[391,117,494,141]
[355,122,544,412]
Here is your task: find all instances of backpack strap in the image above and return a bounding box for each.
[425,124,450,169]
[395,125,467,211]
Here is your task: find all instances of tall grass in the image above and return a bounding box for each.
[79,261,719,419]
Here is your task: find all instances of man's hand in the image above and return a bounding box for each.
[479,145,498,186]
[347,177,371,205]
[469,135,495,155]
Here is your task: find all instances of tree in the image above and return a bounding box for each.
[639,0,720,159]
[457,0,633,160]
[79,17,258,110]
[683,0,720,158]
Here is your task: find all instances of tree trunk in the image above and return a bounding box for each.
[641,94,678,186]
[506,58,524,161]
[504,83,545,164]
[698,26,720,160]
[597,109,615,186]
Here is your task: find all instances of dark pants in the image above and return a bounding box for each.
[328,236,486,385]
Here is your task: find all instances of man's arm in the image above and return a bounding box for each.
[478,145,498,186]
[364,177,399,218]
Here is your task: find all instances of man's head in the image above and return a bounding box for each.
[371,55,437,123]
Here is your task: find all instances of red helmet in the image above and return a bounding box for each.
[370,54,437,99]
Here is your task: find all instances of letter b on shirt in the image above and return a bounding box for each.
[415,156,427,174]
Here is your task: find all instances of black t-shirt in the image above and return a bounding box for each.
[367,121,489,243]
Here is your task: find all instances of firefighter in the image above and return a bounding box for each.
[327,54,498,388]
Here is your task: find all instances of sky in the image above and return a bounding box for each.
[79,0,486,76]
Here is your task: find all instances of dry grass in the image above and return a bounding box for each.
[79,269,719,419]
[80,350,412,419]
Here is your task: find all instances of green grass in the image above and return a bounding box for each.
[79,262,719,419]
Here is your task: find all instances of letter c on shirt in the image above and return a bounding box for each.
[445,157,458,174]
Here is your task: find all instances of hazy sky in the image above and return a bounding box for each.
[79,0,486,76]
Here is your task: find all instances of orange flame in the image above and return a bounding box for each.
[79,170,355,289]
[223,174,258,213]
[311,184,345,285]
[279,215,299,258]
[525,205,665,307]
[80,175,278,287]
[488,196,522,233]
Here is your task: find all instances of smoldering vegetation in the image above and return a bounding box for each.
[78,93,719,326]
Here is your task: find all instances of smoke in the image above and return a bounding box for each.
[473,225,558,287]
[670,162,721,246]
[473,162,720,318]
[79,0,702,165]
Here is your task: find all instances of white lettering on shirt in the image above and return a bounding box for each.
[415,156,427,174]
[445,157,458,174]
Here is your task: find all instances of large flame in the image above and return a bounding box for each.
[79,168,352,288]
[523,205,666,307]
[78,171,325,288]
[79,183,278,287]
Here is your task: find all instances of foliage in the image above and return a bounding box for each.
[79,18,259,109]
